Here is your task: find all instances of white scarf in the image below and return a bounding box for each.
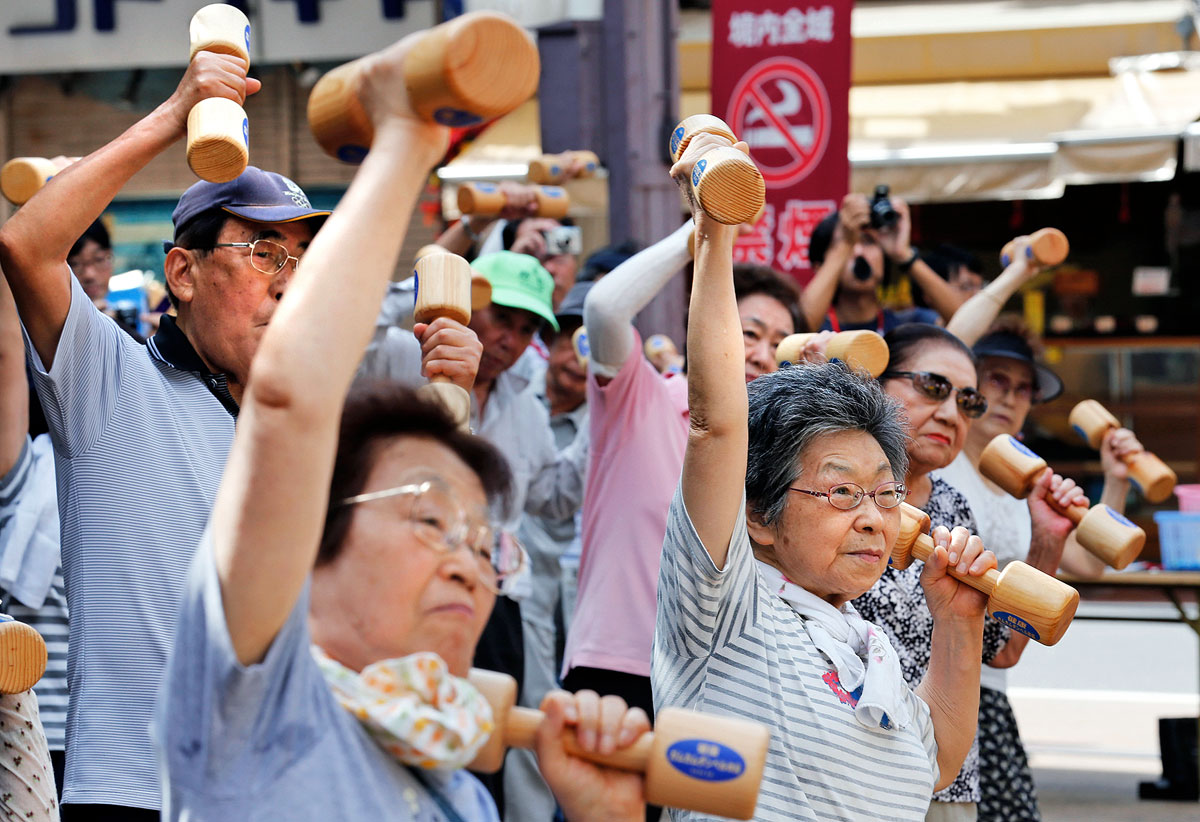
[756,561,911,730]
[312,647,494,770]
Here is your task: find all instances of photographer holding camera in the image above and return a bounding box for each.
[504,217,581,311]
[800,186,969,334]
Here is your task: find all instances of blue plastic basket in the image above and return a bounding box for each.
[1153,512,1200,571]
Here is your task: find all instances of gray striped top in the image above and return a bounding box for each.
[652,487,940,821]
[24,277,235,809]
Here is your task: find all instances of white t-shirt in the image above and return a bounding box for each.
[935,452,1032,693]
[653,487,939,821]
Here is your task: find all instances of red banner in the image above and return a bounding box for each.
[711,1,853,284]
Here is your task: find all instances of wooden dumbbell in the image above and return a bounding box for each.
[644,333,684,375]
[413,253,474,428]
[775,331,889,379]
[978,434,1145,569]
[1068,399,1177,503]
[528,150,599,185]
[893,503,1079,646]
[413,244,491,311]
[456,183,569,220]
[1,156,80,206]
[186,4,252,183]
[468,668,768,820]
[308,11,539,163]
[669,115,764,226]
[1000,228,1068,269]
[0,617,47,695]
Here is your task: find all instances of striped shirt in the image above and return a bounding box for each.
[24,276,235,809]
[0,436,68,750]
[653,487,939,822]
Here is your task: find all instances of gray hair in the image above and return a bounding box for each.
[745,360,909,525]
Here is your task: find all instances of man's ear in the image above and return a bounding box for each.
[745,502,776,547]
[163,248,197,306]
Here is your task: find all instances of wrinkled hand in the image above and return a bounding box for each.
[792,329,837,364]
[353,34,450,161]
[1000,235,1045,283]
[165,50,260,134]
[496,181,540,221]
[1028,468,1088,543]
[536,690,649,822]
[668,132,748,235]
[413,317,482,393]
[1100,427,1142,482]
[919,525,995,624]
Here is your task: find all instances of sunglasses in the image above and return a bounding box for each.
[882,370,988,419]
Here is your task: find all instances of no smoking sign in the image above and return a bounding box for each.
[725,57,831,188]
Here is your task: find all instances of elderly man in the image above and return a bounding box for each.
[0,54,334,819]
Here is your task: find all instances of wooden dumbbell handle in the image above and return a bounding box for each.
[502,705,655,772]
[906,532,1000,598]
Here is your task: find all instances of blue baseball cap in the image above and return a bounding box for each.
[171,166,330,239]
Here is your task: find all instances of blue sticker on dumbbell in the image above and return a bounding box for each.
[337,145,369,164]
[1071,424,1088,443]
[242,118,249,145]
[433,108,484,127]
[549,164,562,177]
[574,330,589,359]
[670,125,686,157]
[541,187,563,197]
[691,158,707,187]
[993,611,1040,641]
[244,25,251,51]
[1008,436,1037,459]
[666,739,745,782]
[1106,507,1136,529]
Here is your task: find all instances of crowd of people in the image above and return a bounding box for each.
[0,27,1156,822]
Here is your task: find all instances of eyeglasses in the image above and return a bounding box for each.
[881,370,988,419]
[213,239,302,275]
[69,252,114,272]
[789,481,908,511]
[984,370,1034,402]
[337,477,523,595]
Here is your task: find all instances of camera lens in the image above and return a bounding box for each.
[870,185,899,230]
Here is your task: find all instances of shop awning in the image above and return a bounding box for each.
[440,66,1200,205]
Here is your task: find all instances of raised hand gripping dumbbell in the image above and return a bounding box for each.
[893,503,1079,646]
[978,434,1145,569]
[413,245,492,312]
[774,331,889,379]
[1,156,80,206]
[308,12,539,163]
[457,182,569,220]
[1068,400,1177,504]
[468,669,769,820]
[0,616,47,695]
[669,115,765,226]
[186,4,253,182]
[528,150,599,185]
[1000,228,1069,269]
[412,253,476,429]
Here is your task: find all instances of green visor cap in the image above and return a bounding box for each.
[471,251,559,331]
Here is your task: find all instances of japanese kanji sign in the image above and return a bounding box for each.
[712,1,853,284]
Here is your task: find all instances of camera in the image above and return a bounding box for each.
[869,184,899,230]
[543,225,582,257]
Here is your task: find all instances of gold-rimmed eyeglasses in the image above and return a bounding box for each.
[789,481,908,511]
[213,239,302,275]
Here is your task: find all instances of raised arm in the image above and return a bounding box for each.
[0,53,257,369]
[672,140,748,570]
[583,220,693,380]
[946,237,1040,346]
[210,39,453,666]
[0,268,27,476]
[883,199,968,322]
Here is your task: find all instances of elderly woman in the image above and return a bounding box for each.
[152,39,648,822]
[851,323,1087,822]
[651,136,997,821]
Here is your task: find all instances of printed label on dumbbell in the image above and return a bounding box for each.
[434,108,484,127]
[665,739,746,783]
[1007,436,1037,459]
[1106,507,1137,529]
[1071,424,1088,443]
[540,186,564,198]
[691,159,707,187]
[243,24,250,51]
[337,145,369,164]
[573,328,589,360]
[991,611,1040,641]
[670,125,687,158]
[242,118,249,146]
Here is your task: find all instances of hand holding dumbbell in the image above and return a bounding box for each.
[457,182,569,220]
[774,330,889,378]
[412,252,478,428]
[978,434,1145,569]
[528,150,599,184]
[894,503,1079,645]
[186,4,253,182]
[468,668,769,820]
[1000,228,1068,269]
[1068,400,1176,503]
[669,115,764,226]
[645,334,684,375]
[308,12,539,163]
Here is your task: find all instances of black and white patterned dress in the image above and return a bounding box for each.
[853,476,1010,805]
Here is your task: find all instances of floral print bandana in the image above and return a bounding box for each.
[311,647,495,770]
